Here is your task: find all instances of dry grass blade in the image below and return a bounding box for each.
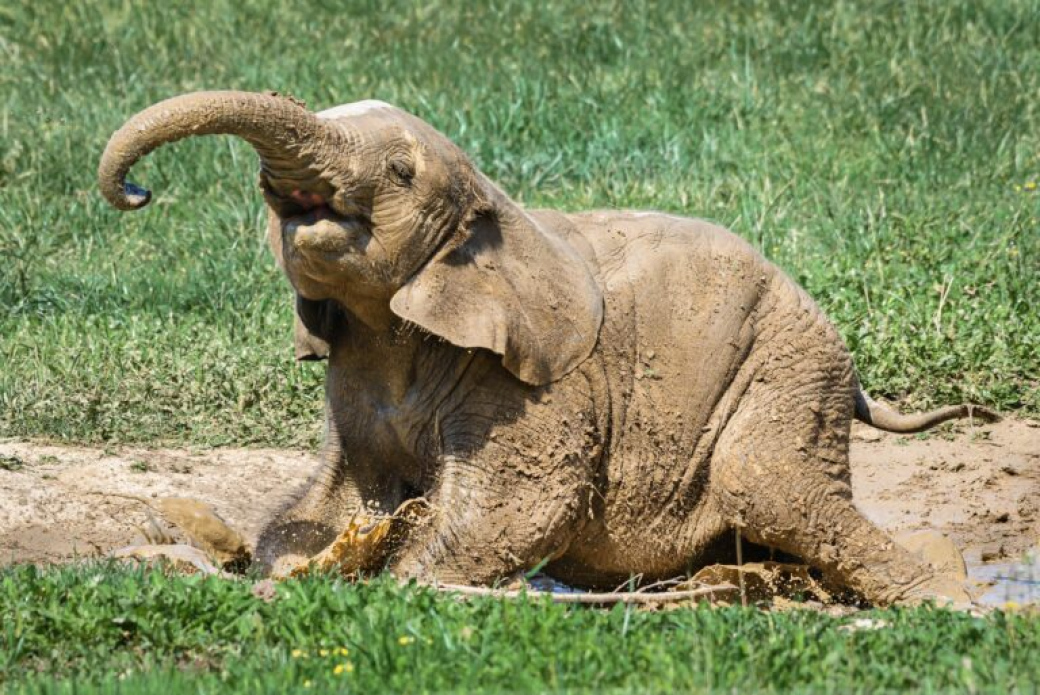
[433,582,737,605]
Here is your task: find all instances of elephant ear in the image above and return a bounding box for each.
[293,295,339,361]
[390,207,603,386]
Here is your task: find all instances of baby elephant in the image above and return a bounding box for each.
[99,91,994,605]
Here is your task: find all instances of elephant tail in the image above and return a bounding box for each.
[853,386,999,433]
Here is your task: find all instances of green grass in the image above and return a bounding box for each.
[2,2,1039,692]
[1,0,1038,447]
[1,563,1037,694]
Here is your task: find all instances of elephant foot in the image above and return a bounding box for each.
[891,529,973,608]
[894,574,974,609]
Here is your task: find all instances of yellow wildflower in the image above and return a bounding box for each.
[336,647,350,657]
[303,680,312,688]
[291,649,307,659]
[398,635,415,646]
[319,649,329,657]
[333,662,355,675]
[1025,181,1038,192]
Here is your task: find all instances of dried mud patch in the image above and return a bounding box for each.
[1,419,1037,598]
[850,417,1039,568]
[0,443,318,564]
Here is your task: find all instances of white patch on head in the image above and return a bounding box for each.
[317,100,395,120]
[626,211,686,221]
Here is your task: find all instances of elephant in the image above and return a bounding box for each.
[98,90,997,605]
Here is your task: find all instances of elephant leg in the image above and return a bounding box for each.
[390,452,593,585]
[711,387,970,607]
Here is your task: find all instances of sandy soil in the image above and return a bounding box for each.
[1,418,1037,593]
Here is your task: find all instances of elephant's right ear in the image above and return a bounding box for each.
[293,295,337,361]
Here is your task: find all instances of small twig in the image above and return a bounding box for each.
[432,583,736,605]
[633,577,688,594]
[612,573,644,594]
[736,528,747,608]
[934,274,954,336]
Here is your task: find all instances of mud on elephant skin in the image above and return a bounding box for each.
[98,90,998,606]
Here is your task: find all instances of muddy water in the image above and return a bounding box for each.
[973,552,1040,606]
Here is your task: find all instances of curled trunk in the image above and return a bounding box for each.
[98,90,343,210]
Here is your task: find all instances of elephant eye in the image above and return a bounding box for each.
[388,156,415,185]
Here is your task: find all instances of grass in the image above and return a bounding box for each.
[1,563,1038,694]
[0,0,1038,447]
[1,1,1039,692]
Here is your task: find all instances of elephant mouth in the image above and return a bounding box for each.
[284,208,370,258]
[281,188,372,261]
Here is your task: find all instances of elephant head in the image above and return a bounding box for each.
[99,90,603,385]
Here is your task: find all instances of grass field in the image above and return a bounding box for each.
[1,0,1038,447]
[2,564,1039,694]
[1,0,1039,692]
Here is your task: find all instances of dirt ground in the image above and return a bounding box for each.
[1,418,1037,597]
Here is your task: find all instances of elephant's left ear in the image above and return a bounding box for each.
[266,209,338,361]
[390,208,603,386]
[293,295,338,361]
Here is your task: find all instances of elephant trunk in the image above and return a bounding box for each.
[98,90,344,210]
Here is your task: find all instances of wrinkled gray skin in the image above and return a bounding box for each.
[99,91,996,605]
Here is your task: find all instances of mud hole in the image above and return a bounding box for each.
[1,419,1037,602]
